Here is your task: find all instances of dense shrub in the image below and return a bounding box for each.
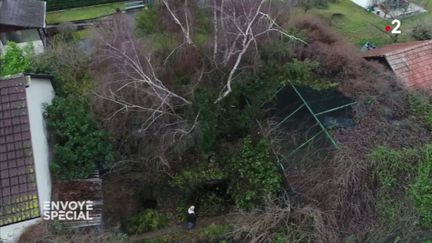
[409,145,432,228]
[193,68,284,153]
[408,94,432,128]
[44,96,114,180]
[369,146,419,226]
[226,137,281,210]
[127,209,168,234]
[136,8,158,36]
[0,42,33,76]
[375,196,404,228]
[279,59,336,90]
[370,146,418,190]
[171,162,225,191]
[370,145,432,229]
[300,0,338,12]
[199,223,232,241]
[171,162,228,216]
[196,192,229,216]
[412,23,432,41]
[193,86,266,153]
[30,37,92,96]
[294,17,366,82]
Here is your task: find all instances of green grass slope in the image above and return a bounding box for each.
[308,0,432,47]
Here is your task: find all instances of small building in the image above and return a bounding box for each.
[351,0,426,18]
[352,0,375,9]
[0,0,47,54]
[363,40,432,91]
[0,74,55,243]
[352,0,409,9]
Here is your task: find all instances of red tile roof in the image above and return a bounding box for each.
[363,40,432,91]
[0,75,40,227]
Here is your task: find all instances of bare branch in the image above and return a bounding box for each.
[163,0,194,45]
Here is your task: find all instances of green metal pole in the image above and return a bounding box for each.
[290,84,339,148]
[315,102,357,116]
[281,129,325,161]
[270,104,305,132]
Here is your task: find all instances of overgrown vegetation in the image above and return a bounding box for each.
[31,34,93,96]
[199,223,232,242]
[409,146,432,228]
[409,94,432,128]
[300,0,338,13]
[369,146,418,227]
[226,137,281,210]
[412,22,432,40]
[127,209,168,234]
[369,144,432,231]
[136,8,158,36]
[44,96,114,180]
[0,42,33,76]
[26,28,114,181]
[20,0,432,242]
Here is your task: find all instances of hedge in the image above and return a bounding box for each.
[46,0,124,11]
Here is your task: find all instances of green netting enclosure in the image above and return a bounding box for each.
[263,83,356,172]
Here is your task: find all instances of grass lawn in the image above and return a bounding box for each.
[72,29,92,40]
[46,2,125,24]
[305,0,432,47]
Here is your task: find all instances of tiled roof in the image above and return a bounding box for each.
[0,0,46,29]
[363,40,432,91]
[0,76,40,227]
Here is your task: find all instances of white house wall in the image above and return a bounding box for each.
[25,77,55,219]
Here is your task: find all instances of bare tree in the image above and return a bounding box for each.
[209,0,304,103]
[90,1,303,166]
[95,15,190,127]
[92,14,196,168]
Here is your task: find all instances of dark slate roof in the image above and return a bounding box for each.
[0,0,46,29]
[0,75,40,227]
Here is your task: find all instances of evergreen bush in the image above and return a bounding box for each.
[44,96,114,180]
[0,42,33,76]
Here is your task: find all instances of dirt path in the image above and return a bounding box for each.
[128,214,237,242]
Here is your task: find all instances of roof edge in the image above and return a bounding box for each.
[24,73,53,80]
[362,40,432,58]
[1,73,53,81]
[386,40,432,57]
[0,73,24,80]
